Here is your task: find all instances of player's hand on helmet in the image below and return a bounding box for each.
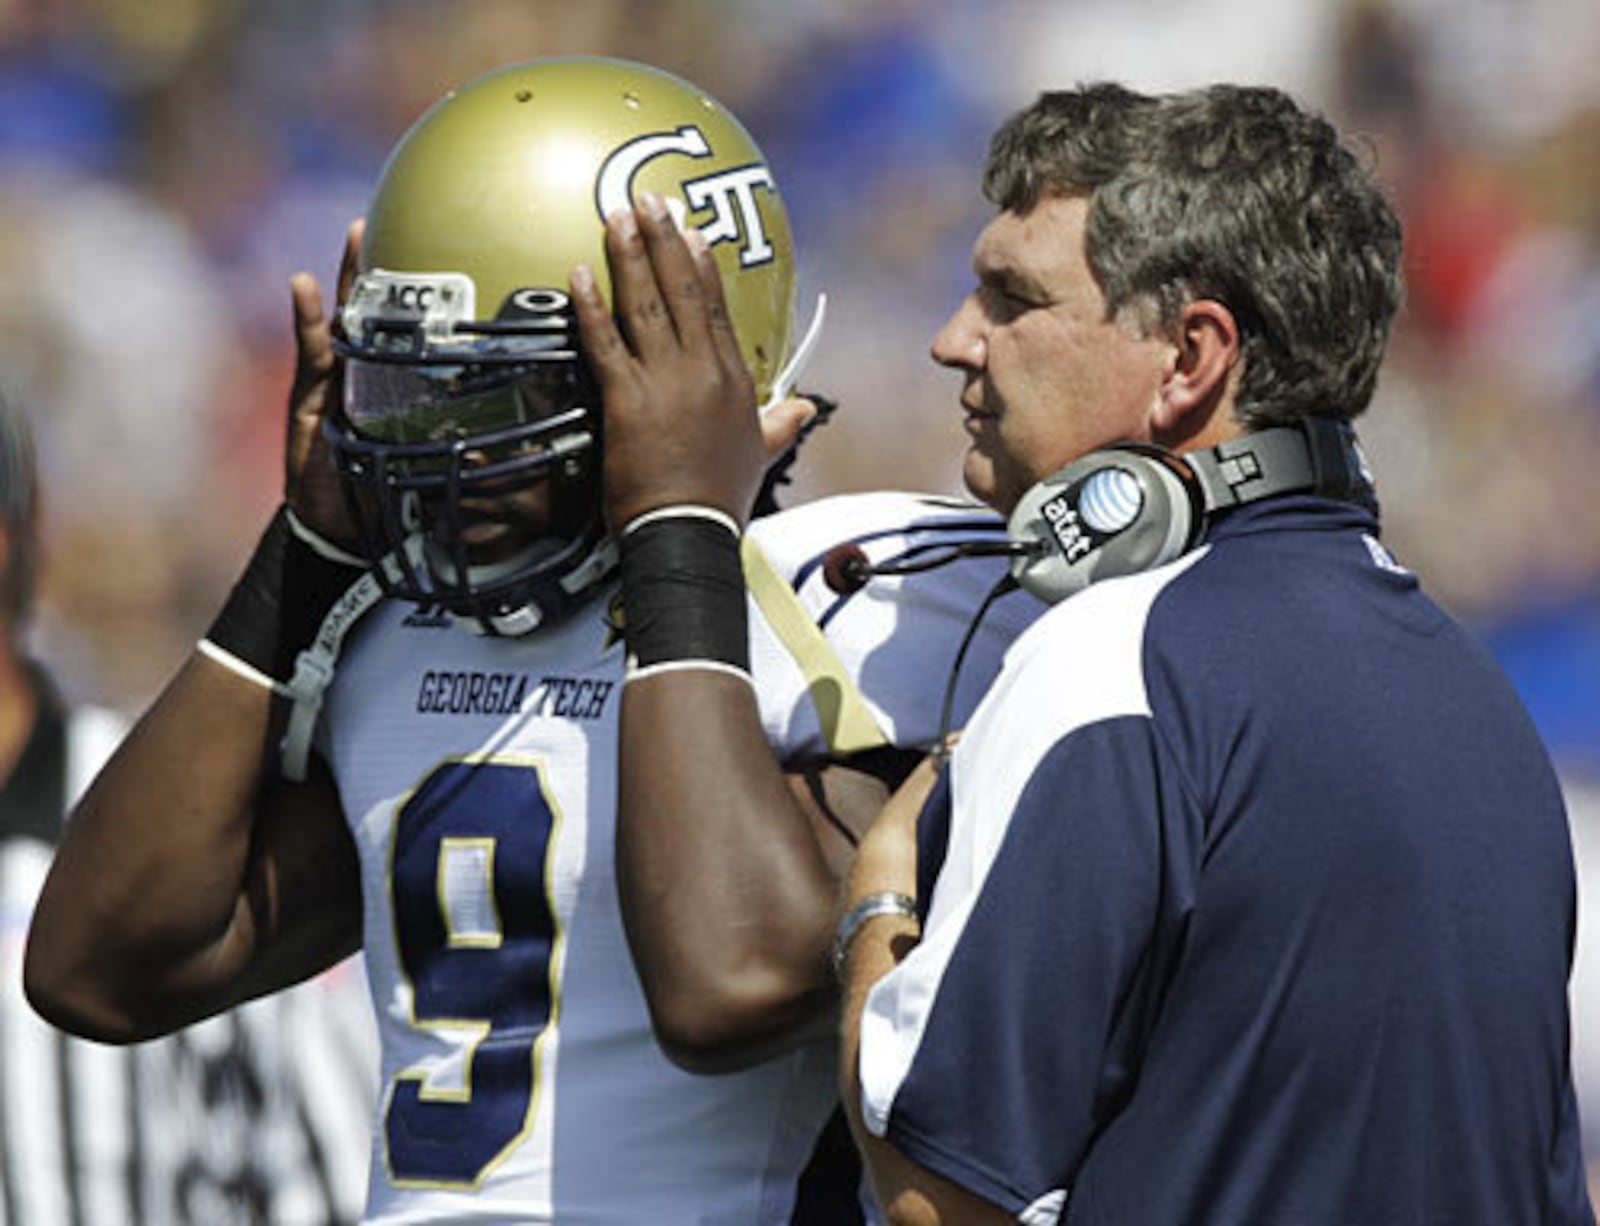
[573,195,812,531]
[284,218,364,550]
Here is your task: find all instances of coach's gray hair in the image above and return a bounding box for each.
[983,82,1404,429]
[0,387,39,631]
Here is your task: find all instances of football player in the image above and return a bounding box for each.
[25,57,1039,1222]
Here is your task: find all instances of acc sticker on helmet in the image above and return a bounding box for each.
[342,271,477,356]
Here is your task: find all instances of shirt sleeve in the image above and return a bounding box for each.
[864,722,1169,1215]
[745,492,1043,761]
[855,567,1191,1217]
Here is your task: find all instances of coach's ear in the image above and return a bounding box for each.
[1150,298,1239,447]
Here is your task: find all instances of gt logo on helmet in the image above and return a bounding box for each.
[596,124,778,269]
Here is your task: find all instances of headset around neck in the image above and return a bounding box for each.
[1005,416,1375,604]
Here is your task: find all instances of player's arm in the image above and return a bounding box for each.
[25,667,360,1042]
[25,227,368,1043]
[616,674,899,1070]
[574,197,868,1070]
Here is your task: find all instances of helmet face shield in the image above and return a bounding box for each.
[329,351,603,631]
[342,358,593,465]
[324,55,797,632]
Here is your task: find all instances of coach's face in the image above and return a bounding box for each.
[931,192,1172,516]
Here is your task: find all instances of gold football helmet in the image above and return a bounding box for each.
[328,56,801,633]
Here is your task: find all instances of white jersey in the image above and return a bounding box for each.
[316,492,1043,1224]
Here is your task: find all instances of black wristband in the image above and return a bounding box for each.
[619,514,748,673]
[204,507,368,684]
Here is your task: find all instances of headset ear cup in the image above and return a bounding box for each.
[1006,447,1203,604]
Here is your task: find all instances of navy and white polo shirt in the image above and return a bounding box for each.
[857,497,1592,1225]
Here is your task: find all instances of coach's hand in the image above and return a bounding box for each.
[572,194,813,531]
[846,748,944,921]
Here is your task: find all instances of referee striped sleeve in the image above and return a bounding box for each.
[3,839,77,1226]
[4,835,373,1225]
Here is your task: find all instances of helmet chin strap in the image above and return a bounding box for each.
[450,535,619,637]
[763,292,827,409]
[278,538,423,782]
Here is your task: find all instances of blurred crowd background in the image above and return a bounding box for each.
[1,0,1596,1200]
